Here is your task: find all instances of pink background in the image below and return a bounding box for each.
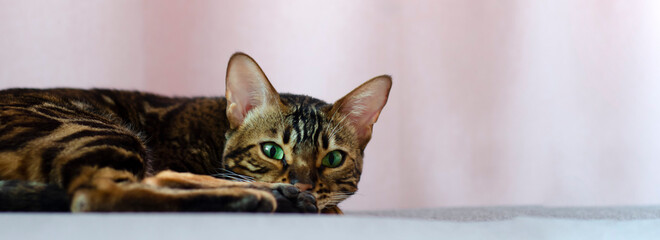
[1,1,660,210]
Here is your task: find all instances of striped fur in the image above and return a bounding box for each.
[0,53,391,212]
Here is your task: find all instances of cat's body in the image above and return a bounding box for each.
[0,53,391,213]
[0,88,227,180]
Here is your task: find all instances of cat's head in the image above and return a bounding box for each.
[221,53,391,211]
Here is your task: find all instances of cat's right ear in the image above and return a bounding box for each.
[329,75,392,148]
[225,53,281,129]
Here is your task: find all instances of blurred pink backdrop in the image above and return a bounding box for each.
[1,1,660,210]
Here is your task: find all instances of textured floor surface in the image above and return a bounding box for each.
[347,206,660,221]
[2,207,660,240]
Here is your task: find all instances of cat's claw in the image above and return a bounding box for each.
[271,184,317,213]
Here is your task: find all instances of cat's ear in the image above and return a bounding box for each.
[225,53,281,129]
[330,75,392,148]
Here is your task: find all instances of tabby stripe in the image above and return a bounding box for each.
[283,127,291,144]
[338,188,355,193]
[70,120,116,130]
[0,107,36,114]
[37,106,101,120]
[0,121,62,151]
[40,105,76,114]
[246,158,269,172]
[16,155,30,180]
[40,146,64,181]
[223,144,255,160]
[20,96,50,105]
[34,107,67,118]
[56,130,135,143]
[145,102,188,131]
[0,121,58,137]
[0,108,55,121]
[336,178,356,185]
[162,104,188,123]
[141,94,179,108]
[290,109,302,143]
[297,115,306,143]
[0,104,30,108]
[321,134,329,150]
[60,148,144,187]
[82,137,144,154]
[91,91,117,107]
[312,112,323,147]
[109,98,133,124]
[234,164,269,174]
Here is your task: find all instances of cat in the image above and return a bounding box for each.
[0,53,392,213]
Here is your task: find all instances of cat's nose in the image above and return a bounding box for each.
[294,183,313,192]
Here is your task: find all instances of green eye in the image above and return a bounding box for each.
[322,150,343,168]
[262,143,284,160]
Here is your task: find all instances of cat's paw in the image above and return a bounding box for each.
[270,184,317,213]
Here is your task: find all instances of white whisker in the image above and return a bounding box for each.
[212,168,255,182]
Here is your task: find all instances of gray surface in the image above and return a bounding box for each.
[3,207,660,240]
[348,206,660,221]
[1,212,660,240]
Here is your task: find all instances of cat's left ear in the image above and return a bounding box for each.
[225,53,281,129]
[330,75,392,148]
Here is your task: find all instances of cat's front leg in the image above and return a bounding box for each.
[70,170,317,213]
[71,179,281,212]
[142,170,318,213]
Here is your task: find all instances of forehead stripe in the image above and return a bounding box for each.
[312,112,323,148]
[286,106,327,152]
[283,127,291,144]
[321,134,329,150]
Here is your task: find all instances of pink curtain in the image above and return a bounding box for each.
[1,0,660,210]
